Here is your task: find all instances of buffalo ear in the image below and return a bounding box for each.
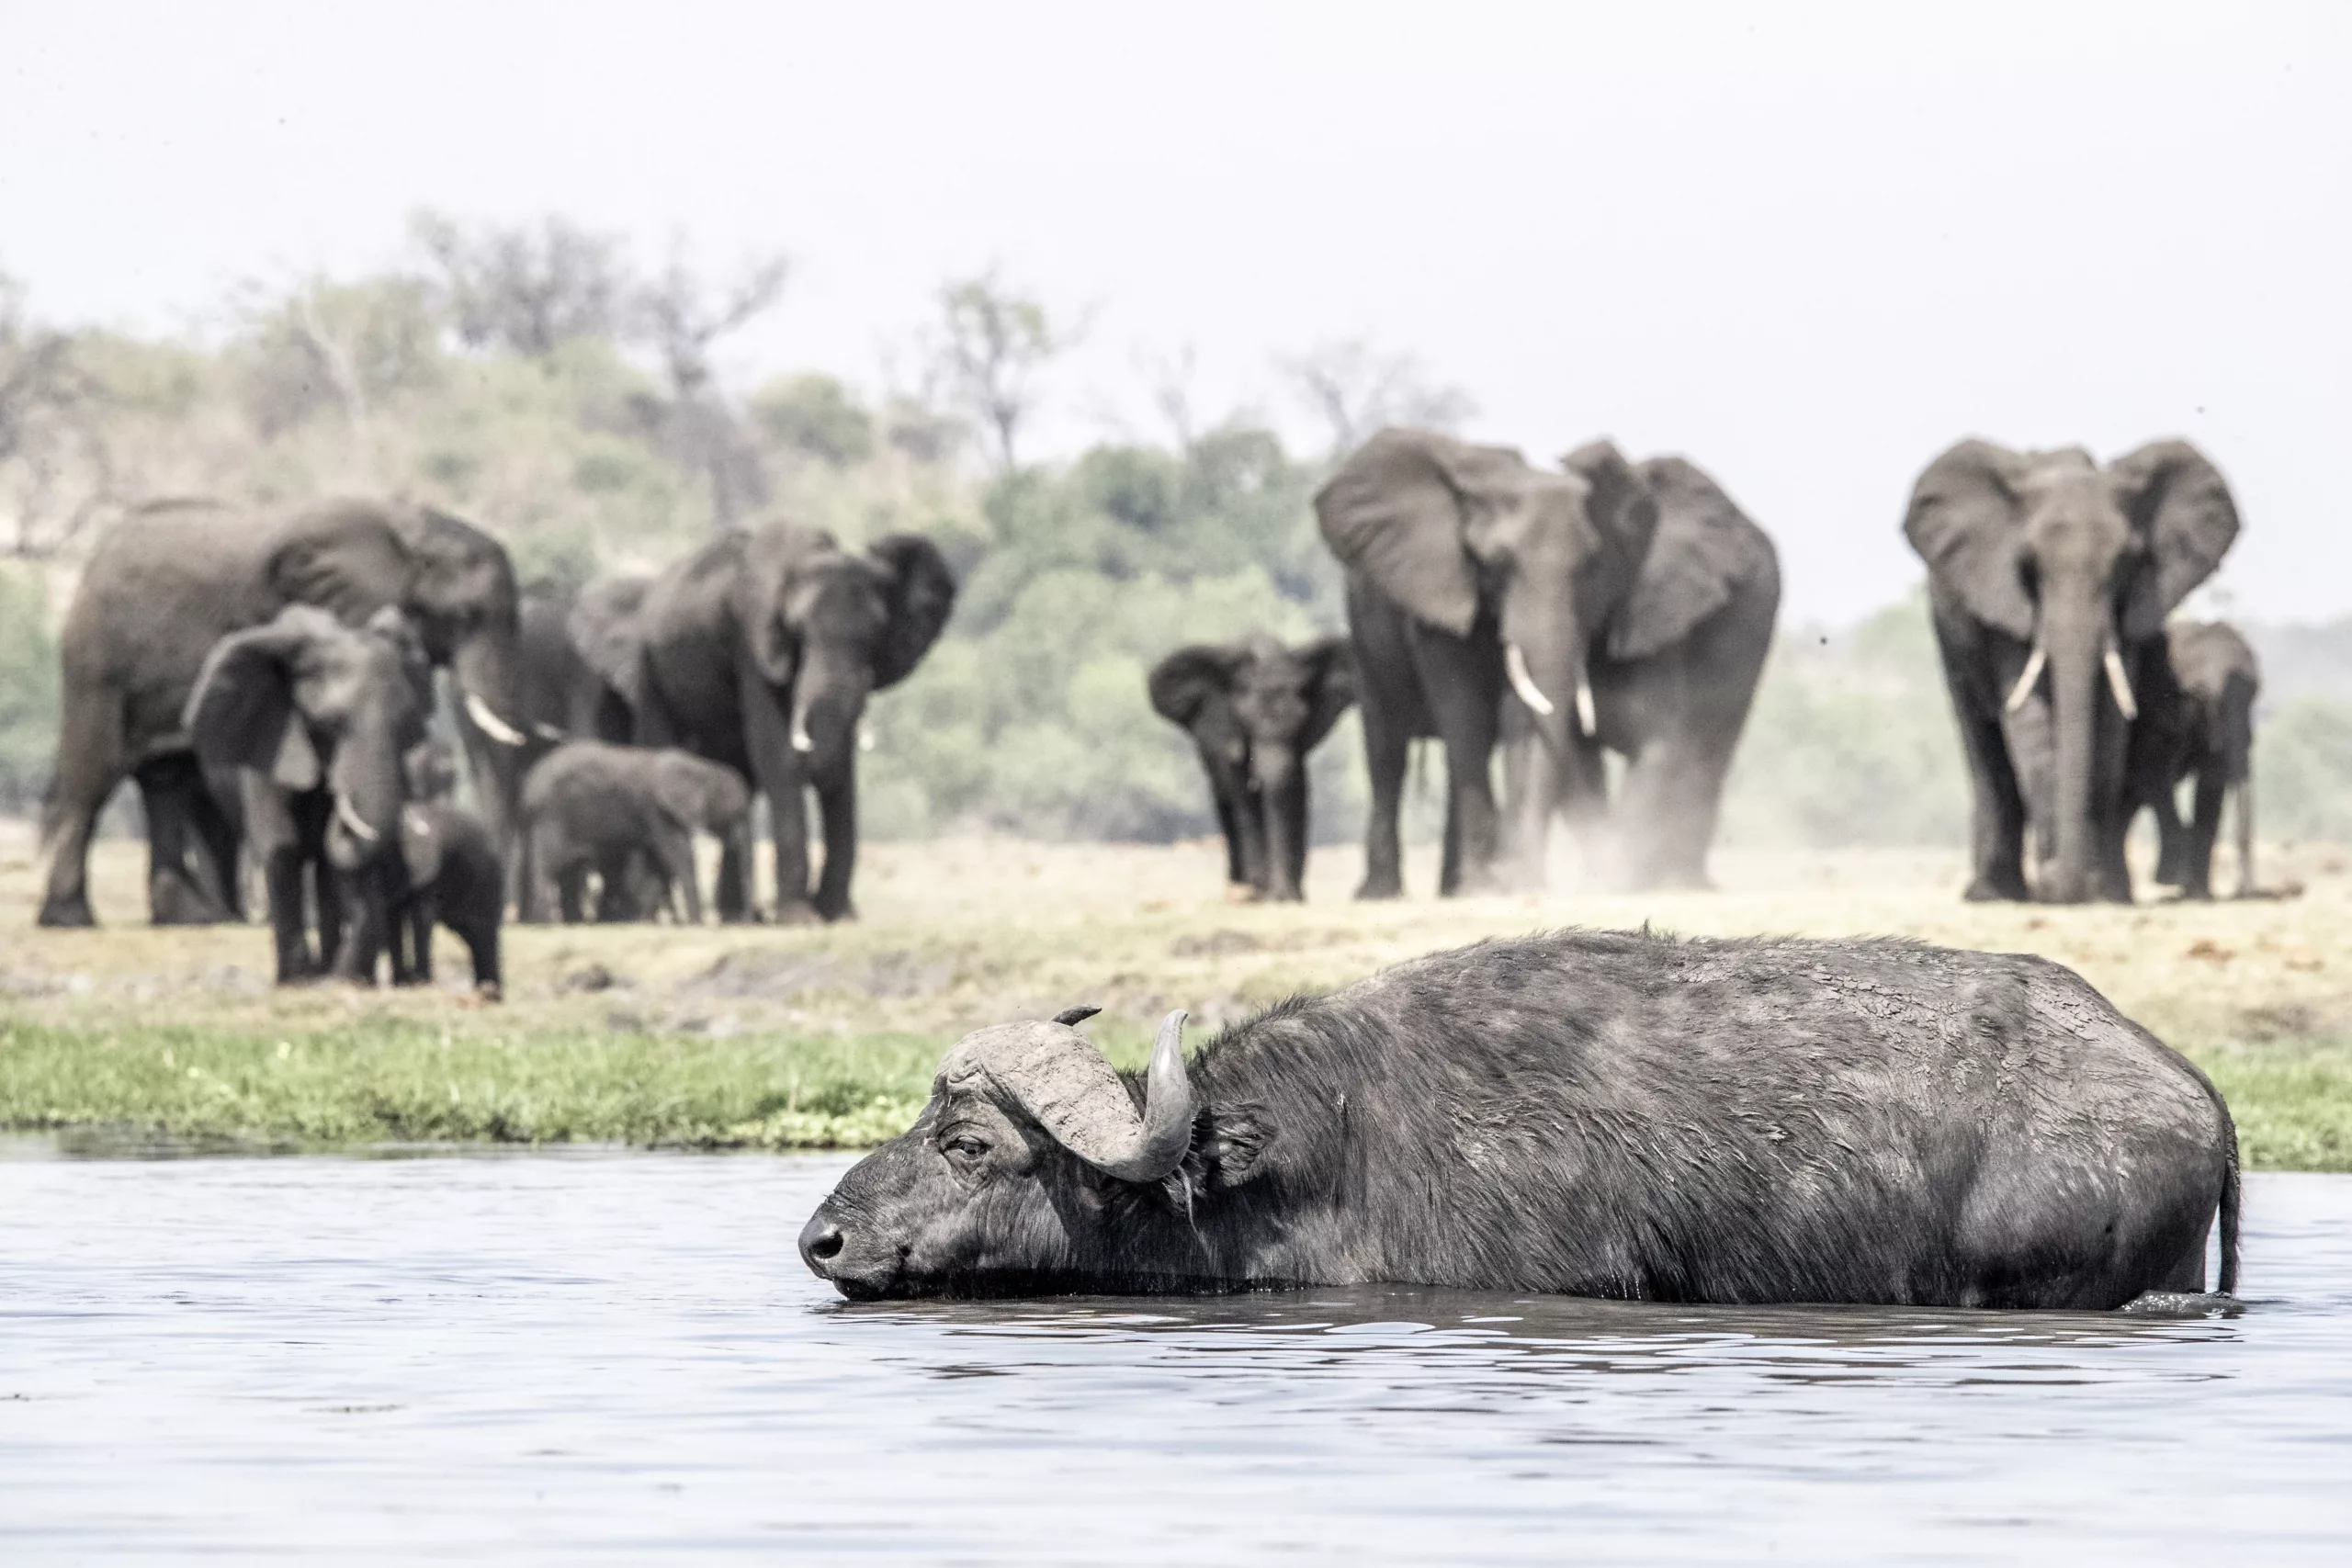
[1296,636,1357,750]
[1607,456,1768,661]
[1903,440,2035,642]
[186,611,323,790]
[1197,1101,1271,1187]
[1317,428,1530,637]
[1147,644,1245,729]
[2112,440,2239,641]
[264,501,417,626]
[866,533,957,689]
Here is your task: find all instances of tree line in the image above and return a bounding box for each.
[4,214,2351,849]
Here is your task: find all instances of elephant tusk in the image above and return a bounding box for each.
[2103,645,2138,722]
[790,717,814,755]
[1575,674,1597,739]
[463,691,529,748]
[532,721,569,743]
[2005,646,2047,713]
[858,724,876,753]
[1504,643,1556,718]
[334,794,382,845]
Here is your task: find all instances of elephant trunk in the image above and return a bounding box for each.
[1503,614,1599,767]
[2041,607,2109,904]
[786,655,873,776]
[325,704,408,874]
[451,628,527,851]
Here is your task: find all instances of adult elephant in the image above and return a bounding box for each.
[1904,440,2238,903]
[185,605,433,984]
[629,524,956,923]
[1498,450,1780,890]
[37,496,527,927]
[1316,429,1777,897]
[1147,632,1355,901]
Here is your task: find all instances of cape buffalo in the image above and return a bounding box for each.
[800,931,2240,1308]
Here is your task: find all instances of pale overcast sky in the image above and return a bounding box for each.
[4,1,2346,623]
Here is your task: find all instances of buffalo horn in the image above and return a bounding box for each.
[463,691,529,748]
[938,1010,1194,1183]
[2005,645,2047,713]
[1503,642,1556,718]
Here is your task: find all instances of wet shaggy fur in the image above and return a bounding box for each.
[808,931,2239,1309]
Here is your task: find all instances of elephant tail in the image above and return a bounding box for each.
[2217,1119,2242,1296]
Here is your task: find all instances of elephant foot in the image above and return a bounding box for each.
[1224,882,1259,904]
[36,896,97,929]
[771,900,823,927]
[1353,878,1403,902]
[817,899,859,924]
[150,876,236,926]
[1962,875,2030,903]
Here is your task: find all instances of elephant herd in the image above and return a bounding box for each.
[28,426,2264,989]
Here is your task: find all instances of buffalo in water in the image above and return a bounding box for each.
[800,931,2239,1308]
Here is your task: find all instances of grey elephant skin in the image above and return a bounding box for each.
[520,739,752,923]
[1905,439,2238,903]
[388,740,503,997]
[1316,430,1778,897]
[629,524,955,922]
[512,577,647,751]
[800,931,2239,1308]
[38,496,528,928]
[2130,621,2260,899]
[1148,632,1354,901]
[184,605,433,985]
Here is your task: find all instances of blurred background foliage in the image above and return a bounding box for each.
[5,214,2351,852]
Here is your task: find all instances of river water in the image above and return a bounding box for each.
[1,1145,2346,1565]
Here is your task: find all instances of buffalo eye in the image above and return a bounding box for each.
[940,1130,991,1171]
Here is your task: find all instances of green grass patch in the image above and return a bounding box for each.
[2187,1042,2352,1173]
[0,1015,937,1150]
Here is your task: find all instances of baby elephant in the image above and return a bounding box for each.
[521,740,751,923]
[1148,632,1354,901]
[389,740,503,998]
[2133,621,2261,899]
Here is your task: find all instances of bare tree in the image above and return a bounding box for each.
[932,270,1066,472]
[631,245,789,530]
[232,274,437,488]
[1279,338,1477,457]
[411,210,629,359]
[0,273,112,559]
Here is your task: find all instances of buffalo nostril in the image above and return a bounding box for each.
[797,1208,849,1275]
[809,1228,843,1262]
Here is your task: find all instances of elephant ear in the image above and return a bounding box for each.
[263,500,418,626]
[2111,440,2240,641]
[1607,456,1763,661]
[569,577,653,713]
[1296,636,1357,750]
[731,526,811,689]
[1147,644,1246,728]
[185,608,329,790]
[1903,440,2034,641]
[407,507,521,637]
[866,533,958,689]
[1316,428,1530,637]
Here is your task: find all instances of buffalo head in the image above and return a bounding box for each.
[800,1009,1195,1299]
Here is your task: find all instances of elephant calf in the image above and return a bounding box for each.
[520,740,752,923]
[2132,621,2261,899]
[1148,633,1354,901]
[388,741,502,998]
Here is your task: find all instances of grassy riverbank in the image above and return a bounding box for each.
[6,830,2351,1168]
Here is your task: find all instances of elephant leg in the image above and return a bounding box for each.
[652,823,702,924]
[810,767,857,922]
[1941,621,2031,902]
[558,862,589,925]
[1414,637,1503,897]
[744,682,817,923]
[1232,779,1271,898]
[408,899,435,984]
[2182,766,2225,900]
[329,861,396,985]
[1198,745,1251,895]
[136,760,207,925]
[35,682,129,929]
[593,850,638,921]
[186,768,244,919]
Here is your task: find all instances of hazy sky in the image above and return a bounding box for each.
[5,1,2347,623]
